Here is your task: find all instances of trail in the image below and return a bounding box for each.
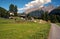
[48,23,60,39]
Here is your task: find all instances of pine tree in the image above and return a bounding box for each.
[14,5,18,16]
[9,4,15,12]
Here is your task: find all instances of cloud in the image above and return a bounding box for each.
[18,8,24,10]
[27,0,51,7]
[18,7,30,11]
[18,0,51,13]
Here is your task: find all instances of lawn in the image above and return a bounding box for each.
[0,18,51,39]
[56,23,60,26]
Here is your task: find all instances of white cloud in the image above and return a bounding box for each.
[18,7,30,11]
[25,0,51,7]
[18,8,24,10]
[18,0,51,13]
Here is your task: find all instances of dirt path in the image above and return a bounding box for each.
[48,23,60,39]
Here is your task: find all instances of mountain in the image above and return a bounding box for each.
[25,7,41,14]
[25,4,55,14]
[49,6,60,15]
[26,9,44,19]
[41,5,55,13]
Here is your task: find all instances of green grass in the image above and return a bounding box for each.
[56,23,60,26]
[0,18,50,39]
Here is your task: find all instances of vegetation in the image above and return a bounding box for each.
[14,5,18,16]
[0,18,50,39]
[0,7,9,18]
[41,11,49,21]
[49,6,60,23]
[0,4,18,18]
[9,4,15,12]
[9,4,18,16]
[56,23,60,26]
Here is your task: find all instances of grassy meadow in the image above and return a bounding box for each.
[0,18,51,39]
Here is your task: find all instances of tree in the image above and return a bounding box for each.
[9,4,18,16]
[9,4,15,12]
[0,7,9,18]
[14,5,18,16]
[49,6,60,23]
[41,11,49,21]
[56,15,60,23]
[44,11,49,21]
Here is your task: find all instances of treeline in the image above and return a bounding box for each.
[41,11,60,23]
[0,4,18,18]
[0,7,9,18]
[48,7,60,23]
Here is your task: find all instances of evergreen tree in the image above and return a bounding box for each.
[9,4,18,16]
[14,5,18,16]
[0,7,9,18]
[9,4,15,12]
[44,11,48,21]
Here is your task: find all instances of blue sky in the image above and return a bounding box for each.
[0,0,60,13]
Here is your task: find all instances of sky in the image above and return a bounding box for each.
[0,0,60,13]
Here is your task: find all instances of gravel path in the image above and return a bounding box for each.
[48,23,60,39]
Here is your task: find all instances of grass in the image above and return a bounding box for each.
[0,18,51,39]
[56,23,60,26]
